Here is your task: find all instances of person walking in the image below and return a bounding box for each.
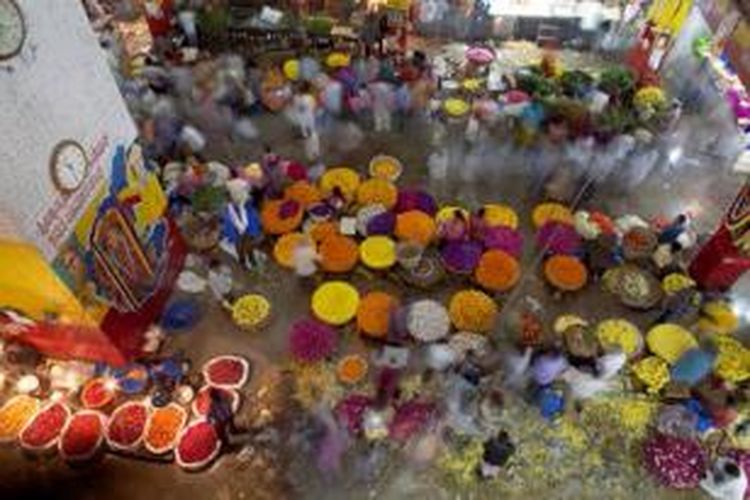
[292,82,317,139]
[369,80,394,133]
[293,238,319,289]
[304,129,321,162]
[175,0,199,47]
[222,178,263,269]
[208,386,236,443]
[394,81,412,132]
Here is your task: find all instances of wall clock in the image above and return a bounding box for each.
[50,140,89,194]
[0,0,26,61]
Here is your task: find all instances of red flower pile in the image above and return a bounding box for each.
[80,378,116,409]
[106,401,149,450]
[19,402,70,450]
[60,411,105,460]
[175,420,221,470]
[334,394,373,434]
[388,399,436,442]
[202,356,250,389]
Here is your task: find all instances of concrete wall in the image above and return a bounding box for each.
[0,0,136,259]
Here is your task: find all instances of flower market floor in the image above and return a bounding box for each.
[2,110,750,499]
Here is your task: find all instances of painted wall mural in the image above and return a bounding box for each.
[689,181,750,291]
[0,1,182,363]
[53,142,170,317]
[725,181,750,254]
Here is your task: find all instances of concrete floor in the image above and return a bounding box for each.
[2,93,749,499]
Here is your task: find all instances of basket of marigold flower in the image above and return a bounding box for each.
[319,234,359,273]
[273,232,312,269]
[357,291,398,339]
[312,281,360,326]
[320,167,360,201]
[395,210,437,246]
[308,220,339,243]
[337,354,368,385]
[284,181,322,209]
[368,155,403,182]
[360,236,396,270]
[532,202,574,229]
[475,249,520,292]
[356,179,398,209]
[482,204,519,229]
[261,199,303,235]
[543,255,588,292]
[231,293,272,331]
[448,290,498,333]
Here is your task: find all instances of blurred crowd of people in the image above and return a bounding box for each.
[83,0,719,214]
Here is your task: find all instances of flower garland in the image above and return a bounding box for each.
[292,363,342,409]
[395,189,437,215]
[440,241,483,274]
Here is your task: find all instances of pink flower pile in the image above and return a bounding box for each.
[642,432,706,489]
[288,319,338,363]
[334,394,373,434]
[388,399,436,442]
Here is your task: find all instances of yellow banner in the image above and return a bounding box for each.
[387,0,410,11]
[733,20,750,49]
[725,182,750,254]
[647,0,693,34]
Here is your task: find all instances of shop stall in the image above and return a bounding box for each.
[489,0,619,46]
[0,0,183,365]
